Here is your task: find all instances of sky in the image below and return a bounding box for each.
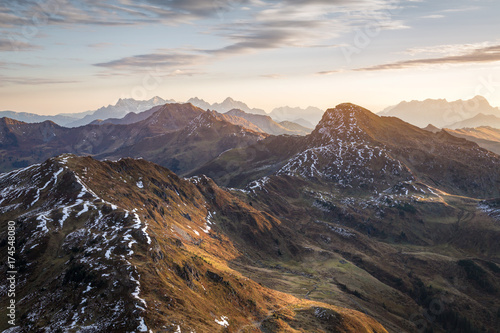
[0,0,500,115]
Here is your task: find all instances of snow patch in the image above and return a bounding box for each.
[215,316,229,327]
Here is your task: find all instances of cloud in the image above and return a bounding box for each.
[93,49,206,76]
[260,73,283,79]
[205,28,314,55]
[0,75,79,86]
[421,14,444,19]
[0,0,250,28]
[0,37,40,51]
[356,44,500,71]
[316,70,339,75]
[88,42,113,48]
[404,41,496,56]
[1,0,414,59]
[203,0,410,56]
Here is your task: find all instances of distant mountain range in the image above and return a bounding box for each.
[446,113,500,129]
[0,110,91,127]
[66,96,174,127]
[443,126,500,155]
[188,97,267,115]
[268,106,324,126]
[0,96,324,128]
[380,95,500,128]
[4,95,500,133]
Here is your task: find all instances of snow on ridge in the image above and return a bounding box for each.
[1,161,154,332]
[0,162,40,182]
[247,176,269,193]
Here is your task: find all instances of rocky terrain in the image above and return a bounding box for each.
[0,155,388,332]
[0,102,499,332]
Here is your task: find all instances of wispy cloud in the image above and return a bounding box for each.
[93,49,206,76]
[84,0,417,79]
[420,14,444,19]
[316,70,339,75]
[260,73,283,79]
[404,41,496,56]
[203,0,410,56]
[88,42,113,48]
[0,38,40,51]
[356,44,500,71]
[0,0,250,29]
[0,75,79,86]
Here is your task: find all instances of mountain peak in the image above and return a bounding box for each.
[318,103,376,127]
[311,103,378,144]
[149,96,165,104]
[422,124,441,133]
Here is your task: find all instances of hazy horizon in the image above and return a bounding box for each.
[1,0,499,115]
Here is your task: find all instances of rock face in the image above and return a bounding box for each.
[0,155,388,333]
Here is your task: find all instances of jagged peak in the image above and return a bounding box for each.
[223,97,236,103]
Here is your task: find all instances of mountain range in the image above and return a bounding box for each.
[0,103,273,173]
[1,102,500,332]
[380,96,500,128]
[0,97,325,129]
[268,106,324,126]
[188,97,267,115]
[66,96,174,127]
[0,110,92,127]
